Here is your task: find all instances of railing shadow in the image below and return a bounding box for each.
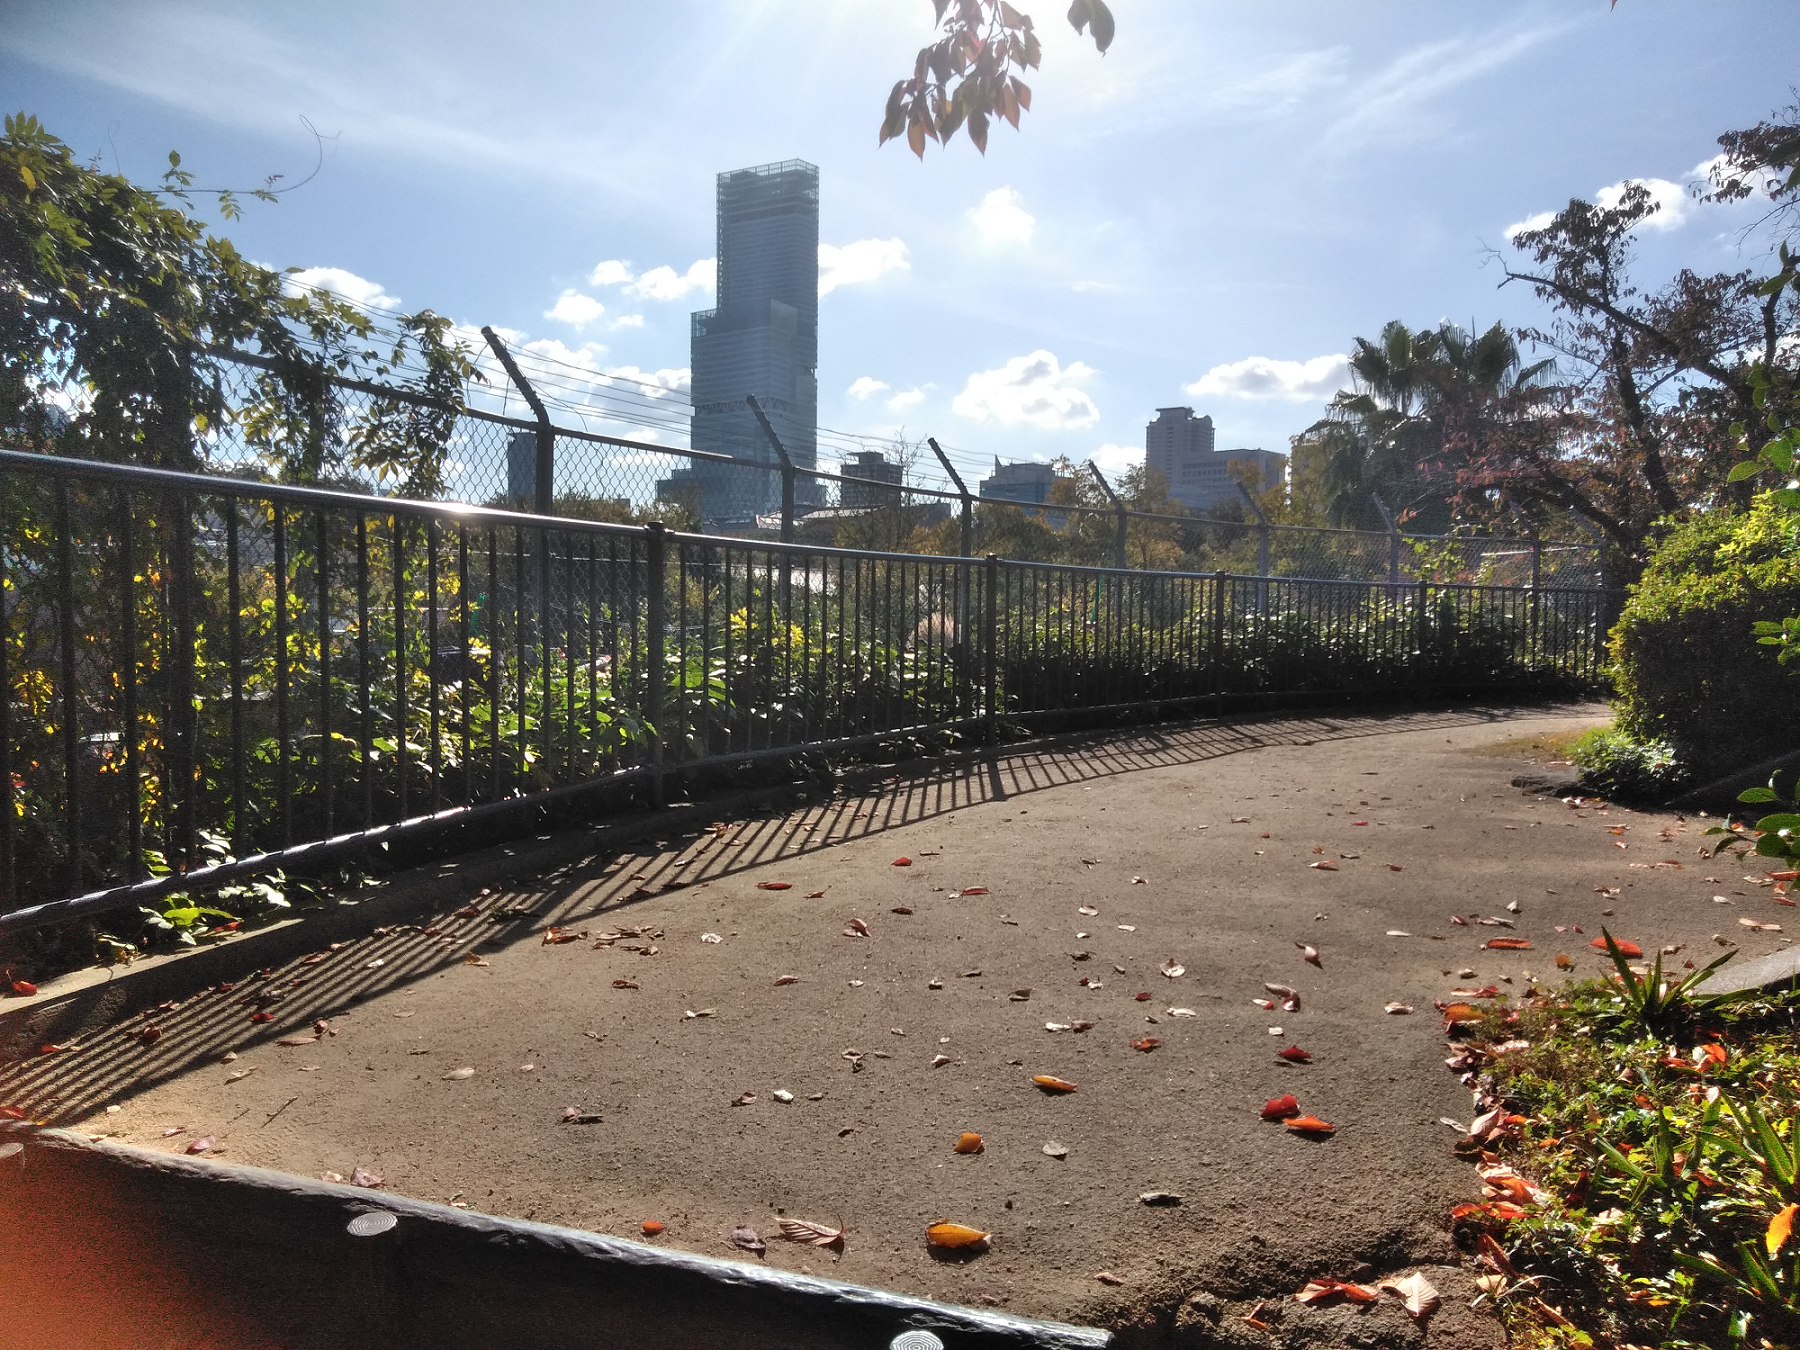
[0,701,1579,1126]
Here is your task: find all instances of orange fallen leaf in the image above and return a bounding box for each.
[641,1219,665,1236]
[1277,1045,1312,1063]
[892,857,912,867]
[756,882,791,891]
[1769,1203,1799,1258]
[953,1132,984,1154]
[1554,953,1573,969]
[1483,938,1532,950]
[1697,1042,1728,1067]
[1442,1003,1482,1024]
[1294,1277,1378,1304]
[1032,1075,1077,1093]
[1130,1037,1162,1052]
[1261,1093,1301,1120]
[926,1222,990,1249]
[1285,1116,1335,1135]
[1592,936,1642,958]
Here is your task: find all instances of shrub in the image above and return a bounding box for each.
[1610,496,1800,784]
[1571,726,1688,801]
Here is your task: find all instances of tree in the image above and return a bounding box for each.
[880,0,1114,158]
[1,113,475,490]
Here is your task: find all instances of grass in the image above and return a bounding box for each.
[1450,958,1800,1349]
[1464,727,1596,763]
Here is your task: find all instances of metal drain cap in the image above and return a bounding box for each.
[890,1332,946,1350]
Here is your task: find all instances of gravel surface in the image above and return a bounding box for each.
[12,701,1780,1346]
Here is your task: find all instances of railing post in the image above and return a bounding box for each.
[1211,572,1226,722]
[1087,460,1127,571]
[645,521,667,807]
[482,326,553,516]
[1415,576,1430,696]
[1371,492,1402,589]
[1234,482,1272,613]
[745,395,796,545]
[983,554,999,743]
[1572,515,1612,674]
[929,437,975,714]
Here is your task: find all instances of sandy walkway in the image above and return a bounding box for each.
[9,702,1774,1345]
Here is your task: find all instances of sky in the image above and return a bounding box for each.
[4,0,1796,490]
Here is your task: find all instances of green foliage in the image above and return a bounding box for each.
[1592,928,1735,1039]
[1609,495,1800,784]
[1569,726,1688,802]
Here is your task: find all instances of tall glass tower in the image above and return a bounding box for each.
[678,160,819,525]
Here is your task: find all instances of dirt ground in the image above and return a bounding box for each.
[8,702,1787,1346]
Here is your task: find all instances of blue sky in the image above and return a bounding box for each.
[5,1,1796,489]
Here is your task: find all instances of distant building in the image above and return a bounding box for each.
[686,160,820,525]
[839,450,903,509]
[978,458,1060,506]
[1144,407,1284,511]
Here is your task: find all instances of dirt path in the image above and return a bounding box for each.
[11,702,1780,1346]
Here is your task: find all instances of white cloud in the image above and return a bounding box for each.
[626,258,715,301]
[1090,442,1140,480]
[1506,173,1699,240]
[520,338,609,373]
[819,238,909,295]
[589,259,634,287]
[1070,280,1118,293]
[1185,354,1349,402]
[285,266,401,311]
[847,376,890,400]
[969,187,1035,244]
[544,289,606,328]
[603,365,691,394]
[609,313,645,330]
[953,351,1098,430]
[1324,26,1562,151]
[887,387,925,412]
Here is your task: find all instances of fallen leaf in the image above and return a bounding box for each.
[926,1222,990,1249]
[778,1218,845,1246]
[1264,983,1302,1012]
[960,969,983,978]
[1277,1045,1312,1063]
[933,1054,954,1067]
[773,975,799,986]
[613,979,640,990]
[461,954,490,967]
[1032,1075,1077,1093]
[1554,953,1573,970]
[1741,917,1783,932]
[1251,997,1276,1010]
[892,858,912,867]
[1096,1271,1124,1285]
[275,1034,318,1047]
[642,1220,665,1236]
[1159,959,1185,979]
[954,1132,984,1154]
[1285,1116,1336,1135]
[806,890,826,899]
[1385,1002,1414,1014]
[542,926,584,945]
[1167,1007,1196,1017]
[1131,1037,1162,1052]
[350,1166,384,1188]
[756,882,791,891]
[683,1008,717,1020]
[186,1135,215,1155]
[1451,915,1469,926]
[1769,1203,1800,1258]
[11,980,37,996]
[249,1012,274,1024]
[1008,989,1031,1001]
[960,886,988,896]
[1442,1003,1483,1024]
[1309,860,1338,871]
[442,1067,475,1080]
[1138,1190,1182,1206]
[1592,937,1642,958]
[1295,1277,1378,1305]
[1077,905,1099,916]
[1298,943,1322,966]
[226,1067,255,1082]
[730,1224,766,1253]
[732,1092,757,1106]
[892,907,914,915]
[1483,938,1532,950]
[1042,1141,1069,1159]
[1262,1094,1301,1120]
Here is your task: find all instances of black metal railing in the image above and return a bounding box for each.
[0,448,1604,932]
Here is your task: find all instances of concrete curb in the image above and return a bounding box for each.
[0,1126,1110,1349]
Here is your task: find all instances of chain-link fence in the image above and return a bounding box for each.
[196,347,1604,590]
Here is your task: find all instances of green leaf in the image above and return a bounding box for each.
[1087,0,1115,51]
[1741,787,1781,803]
[1730,461,1767,482]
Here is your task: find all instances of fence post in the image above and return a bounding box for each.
[1415,576,1430,697]
[1572,515,1613,674]
[929,437,975,717]
[745,395,796,544]
[983,554,999,744]
[1087,461,1128,571]
[481,327,553,516]
[1371,493,1402,588]
[1211,571,1226,722]
[645,521,667,807]
[1234,482,1271,613]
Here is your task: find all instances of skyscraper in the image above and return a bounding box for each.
[681,160,820,525]
[1145,406,1285,512]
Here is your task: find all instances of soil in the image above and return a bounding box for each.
[7,701,1774,1347]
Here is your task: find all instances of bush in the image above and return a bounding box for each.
[1610,496,1800,784]
[1570,726,1688,801]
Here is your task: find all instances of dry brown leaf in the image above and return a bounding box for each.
[777,1218,846,1246]
[732,1092,756,1106]
[1297,943,1322,966]
[186,1135,215,1155]
[845,917,871,937]
[1264,982,1302,1012]
[932,1054,954,1068]
[350,1166,384,1188]
[442,1067,475,1080]
[1130,1037,1162,1052]
[461,954,490,967]
[773,975,799,986]
[1295,1277,1379,1305]
[612,978,640,990]
[1309,859,1338,871]
[926,1221,990,1249]
[730,1224,766,1253]
[1077,905,1099,916]
[953,1131,984,1154]
[1554,953,1574,969]
[276,1034,318,1047]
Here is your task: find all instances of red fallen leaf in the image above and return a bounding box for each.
[1352,820,1368,827]
[249,1012,274,1024]
[37,1044,69,1054]
[1134,991,1151,1001]
[138,1026,162,1046]
[186,1135,216,1155]
[0,1106,25,1120]
[756,882,792,891]
[1451,1200,1529,1224]
[961,886,989,895]
[1130,1037,1162,1052]
[806,890,826,899]
[1285,1115,1336,1135]
[1277,1045,1312,1063]
[1261,1093,1301,1120]
[301,952,330,966]
[1592,937,1642,958]
[1295,1277,1379,1304]
[612,979,640,990]
[1476,1232,1519,1279]
[892,857,912,867]
[11,980,37,996]
[1484,938,1533,950]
